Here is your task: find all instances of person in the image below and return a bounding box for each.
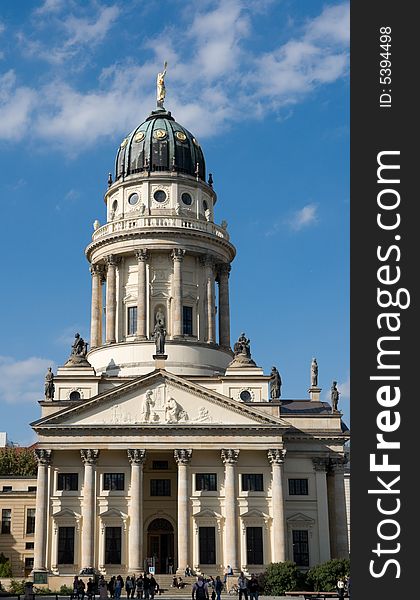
[135,575,144,600]
[248,575,259,600]
[336,577,345,600]
[115,576,123,600]
[149,574,157,600]
[331,380,340,411]
[270,366,282,399]
[99,577,108,600]
[346,575,351,599]
[108,576,116,599]
[224,566,233,591]
[311,357,318,387]
[168,556,174,574]
[172,576,179,588]
[237,572,248,600]
[185,565,193,577]
[78,578,86,600]
[192,576,209,600]
[73,576,80,600]
[44,367,55,400]
[142,575,150,600]
[130,576,136,599]
[125,577,133,599]
[178,578,185,590]
[86,578,94,600]
[215,576,223,600]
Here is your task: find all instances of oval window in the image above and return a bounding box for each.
[154,190,167,203]
[240,390,252,402]
[181,192,192,206]
[203,200,208,212]
[112,200,118,211]
[128,193,139,206]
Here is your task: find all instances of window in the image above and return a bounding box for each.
[128,193,139,206]
[69,391,81,400]
[153,190,167,203]
[26,508,36,535]
[288,479,309,495]
[25,542,34,550]
[292,530,309,566]
[103,473,125,491]
[24,557,34,576]
[28,486,37,492]
[183,306,193,335]
[242,474,264,492]
[2,486,12,492]
[150,479,171,496]
[239,390,252,402]
[181,192,193,206]
[127,306,137,336]
[246,527,263,564]
[105,527,122,564]
[1,509,11,534]
[152,460,169,470]
[57,473,79,491]
[199,527,216,564]
[196,473,217,491]
[58,526,75,564]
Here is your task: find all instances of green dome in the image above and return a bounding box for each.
[115,108,206,181]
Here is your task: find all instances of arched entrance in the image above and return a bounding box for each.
[147,518,175,574]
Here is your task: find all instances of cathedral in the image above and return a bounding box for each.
[0,74,349,584]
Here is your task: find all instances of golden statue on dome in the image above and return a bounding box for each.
[157,61,168,108]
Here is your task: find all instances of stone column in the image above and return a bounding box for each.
[127,449,146,573]
[99,269,106,346]
[136,250,149,340]
[171,249,185,338]
[33,449,52,572]
[329,456,349,558]
[312,457,331,563]
[105,255,119,344]
[221,449,239,572]
[80,449,99,570]
[90,264,102,349]
[174,449,192,573]
[201,256,216,343]
[268,449,286,563]
[218,264,231,349]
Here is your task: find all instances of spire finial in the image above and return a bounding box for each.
[157,61,168,108]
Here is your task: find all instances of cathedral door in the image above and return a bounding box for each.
[147,518,174,574]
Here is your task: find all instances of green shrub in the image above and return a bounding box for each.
[59,584,74,595]
[0,552,13,577]
[306,558,350,592]
[8,580,27,594]
[34,586,54,595]
[259,561,305,595]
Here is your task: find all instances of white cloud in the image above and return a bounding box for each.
[0,356,54,404]
[288,203,319,231]
[0,71,36,141]
[34,0,66,15]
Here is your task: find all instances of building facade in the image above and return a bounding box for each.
[1,93,349,582]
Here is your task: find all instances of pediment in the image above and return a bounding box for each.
[241,509,269,520]
[99,508,127,520]
[32,370,289,430]
[194,509,223,520]
[52,508,81,520]
[286,513,316,525]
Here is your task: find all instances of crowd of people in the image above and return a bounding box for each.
[190,570,260,600]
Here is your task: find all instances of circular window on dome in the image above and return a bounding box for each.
[134,131,145,143]
[240,390,252,402]
[154,129,167,139]
[154,190,167,203]
[181,192,193,206]
[203,200,208,211]
[128,193,139,206]
[175,131,187,142]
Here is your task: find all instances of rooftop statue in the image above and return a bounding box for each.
[65,332,90,366]
[270,366,282,399]
[331,380,340,411]
[157,61,168,108]
[44,367,55,400]
[311,357,318,387]
[228,332,257,367]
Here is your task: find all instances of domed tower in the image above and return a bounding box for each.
[85,80,236,377]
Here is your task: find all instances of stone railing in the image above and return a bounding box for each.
[92,215,230,242]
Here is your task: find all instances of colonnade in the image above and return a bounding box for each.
[89,250,231,350]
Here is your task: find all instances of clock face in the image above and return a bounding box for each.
[175,131,187,142]
[154,129,167,139]
[134,131,145,142]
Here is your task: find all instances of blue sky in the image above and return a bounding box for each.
[0,0,349,445]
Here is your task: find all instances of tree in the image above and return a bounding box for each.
[0,553,13,577]
[0,447,37,476]
[306,558,350,592]
[259,562,305,595]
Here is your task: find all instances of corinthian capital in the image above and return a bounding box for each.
[80,449,100,465]
[312,457,329,472]
[267,448,286,465]
[171,248,185,262]
[106,254,121,268]
[35,449,52,466]
[221,449,239,464]
[174,449,192,465]
[136,249,149,262]
[218,263,231,278]
[127,449,146,465]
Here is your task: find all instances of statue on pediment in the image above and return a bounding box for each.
[141,389,155,423]
[44,367,55,400]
